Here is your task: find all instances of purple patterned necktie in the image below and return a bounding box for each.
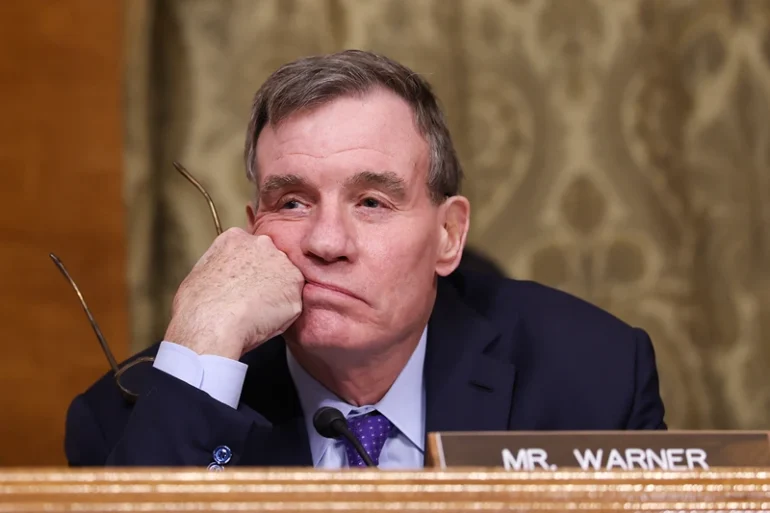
[343,411,395,467]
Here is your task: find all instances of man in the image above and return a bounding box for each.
[65,50,666,469]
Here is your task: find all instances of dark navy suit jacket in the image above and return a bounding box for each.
[64,271,666,467]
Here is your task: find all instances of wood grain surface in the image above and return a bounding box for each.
[0,0,127,466]
[1,467,769,512]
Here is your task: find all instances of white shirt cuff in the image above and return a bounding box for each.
[152,341,247,409]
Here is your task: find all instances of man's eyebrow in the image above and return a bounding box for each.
[259,174,308,195]
[344,171,407,200]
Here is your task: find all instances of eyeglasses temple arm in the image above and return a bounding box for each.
[172,161,223,236]
[49,162,221,383]
[49,253,120,374]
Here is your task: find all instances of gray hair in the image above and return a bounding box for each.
[243,49,463,204]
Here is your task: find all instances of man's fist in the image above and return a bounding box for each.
[164,228,304,360]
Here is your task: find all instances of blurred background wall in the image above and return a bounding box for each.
[2,0,770,466]
[126,0,770,431]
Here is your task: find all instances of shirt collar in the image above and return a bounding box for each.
[286,327,427,467]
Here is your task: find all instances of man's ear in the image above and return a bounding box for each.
[246,203,257,233]
[435,195,471,276]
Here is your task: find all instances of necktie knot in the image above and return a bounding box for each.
[342,411,394,467]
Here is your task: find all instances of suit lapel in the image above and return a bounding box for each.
[424,276,518,440]
[238,338,312,467]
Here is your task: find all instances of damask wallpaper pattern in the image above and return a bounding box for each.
[125,0,770,429]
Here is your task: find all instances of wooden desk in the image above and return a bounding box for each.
[1,467,769,511]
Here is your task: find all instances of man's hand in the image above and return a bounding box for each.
[164,228,304,360]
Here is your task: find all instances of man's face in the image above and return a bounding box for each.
[248,88,467,355]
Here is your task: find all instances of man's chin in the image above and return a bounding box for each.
[286,308,368,350]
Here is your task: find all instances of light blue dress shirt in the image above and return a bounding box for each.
[286,328,427,469]
[153,327,427,469]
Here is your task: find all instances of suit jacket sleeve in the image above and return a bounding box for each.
[625,328,667,430]
[65,368,265,467]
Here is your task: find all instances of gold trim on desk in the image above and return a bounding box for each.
[1,467,769,512]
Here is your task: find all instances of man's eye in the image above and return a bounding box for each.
[360,197,381,208]
[281,199,302,210]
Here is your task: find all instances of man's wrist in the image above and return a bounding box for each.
[153,341,247,408]
[164,320,243,361]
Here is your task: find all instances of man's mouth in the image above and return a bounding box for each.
[304,279,365,303]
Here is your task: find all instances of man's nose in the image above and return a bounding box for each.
[301,203,357,263]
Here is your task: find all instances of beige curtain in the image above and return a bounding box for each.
[124,0,770,430]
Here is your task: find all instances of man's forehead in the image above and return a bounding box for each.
[254,91,428,176]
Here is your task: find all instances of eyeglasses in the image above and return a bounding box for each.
[50,162,223,403]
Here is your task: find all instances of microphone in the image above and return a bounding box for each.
[313,406,376,467]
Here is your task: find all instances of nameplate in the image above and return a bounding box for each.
[426,431,770,470]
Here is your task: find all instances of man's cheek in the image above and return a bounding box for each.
[250,218,279,237]
[260,225,301,257]
[248,215,266,235]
